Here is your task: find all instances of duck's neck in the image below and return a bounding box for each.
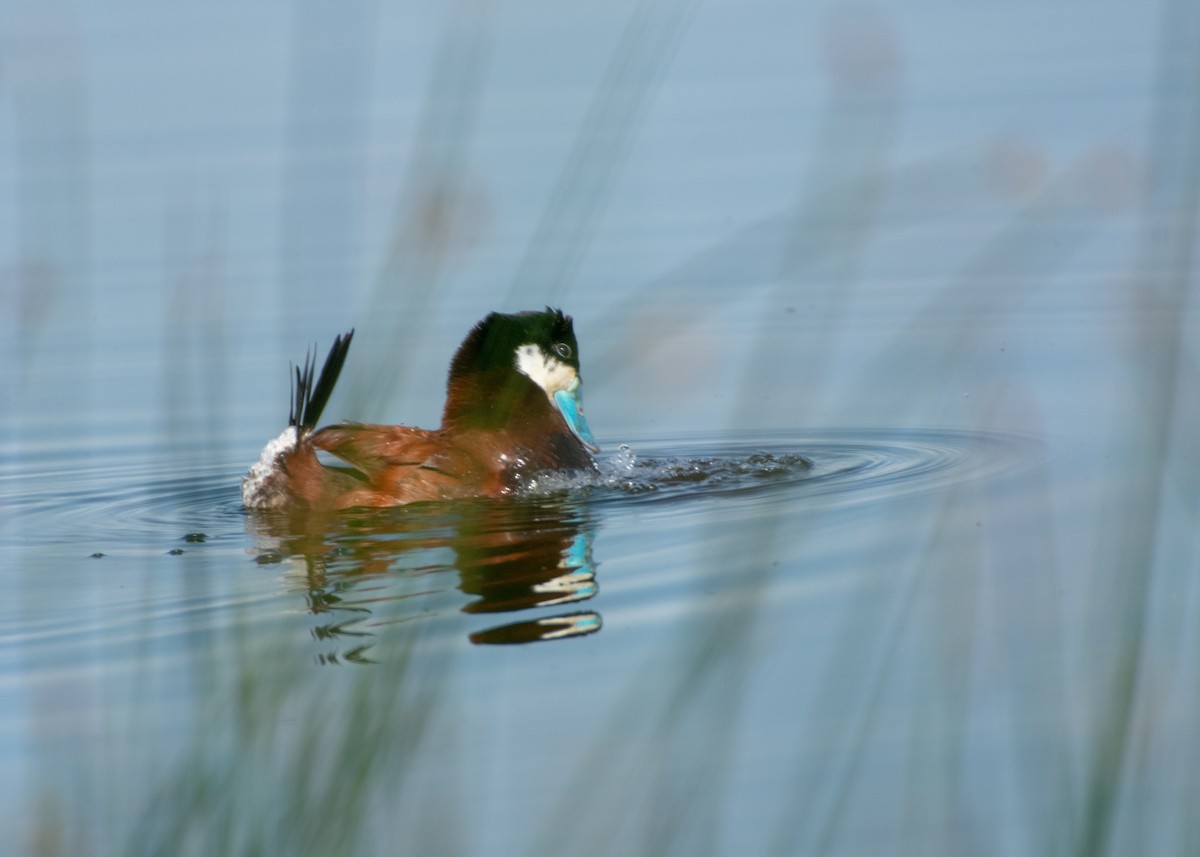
[442,369,597,473]
[441,369,549,432]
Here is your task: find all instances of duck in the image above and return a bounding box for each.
[242,308,600,509]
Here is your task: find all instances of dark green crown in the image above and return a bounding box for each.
[449,307,580,379]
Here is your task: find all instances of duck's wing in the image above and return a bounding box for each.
[310,423,447,474]
[309,422,492,506]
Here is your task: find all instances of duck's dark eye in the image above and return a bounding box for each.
[553,342,572,359]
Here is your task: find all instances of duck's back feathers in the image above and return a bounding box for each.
[310,423,504,507]
[312,423,443,472]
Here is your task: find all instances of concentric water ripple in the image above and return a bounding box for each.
[525,428,1041,511]
[3,453,243,552]
[3,429,1042,553]
[0,427,1049,661]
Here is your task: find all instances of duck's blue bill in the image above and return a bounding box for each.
[554,385,600,453]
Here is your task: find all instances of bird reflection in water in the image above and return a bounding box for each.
[246,497,600,656]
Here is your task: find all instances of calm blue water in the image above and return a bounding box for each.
[3,0,1199,855]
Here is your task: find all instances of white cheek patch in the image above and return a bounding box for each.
[515,344,577,399]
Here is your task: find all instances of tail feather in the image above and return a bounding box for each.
[290,330,354,431]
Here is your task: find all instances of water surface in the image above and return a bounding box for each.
[3,0,1199,854]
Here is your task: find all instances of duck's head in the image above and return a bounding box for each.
[442,308,599,454]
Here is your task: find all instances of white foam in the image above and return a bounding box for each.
[241,426,298,509]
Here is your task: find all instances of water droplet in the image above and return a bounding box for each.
[612,444,637,474]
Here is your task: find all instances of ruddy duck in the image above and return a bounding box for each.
[243,308,599,509]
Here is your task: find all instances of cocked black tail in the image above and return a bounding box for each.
[289,330,354,432]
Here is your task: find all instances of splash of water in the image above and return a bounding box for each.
[516,442,813,500]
